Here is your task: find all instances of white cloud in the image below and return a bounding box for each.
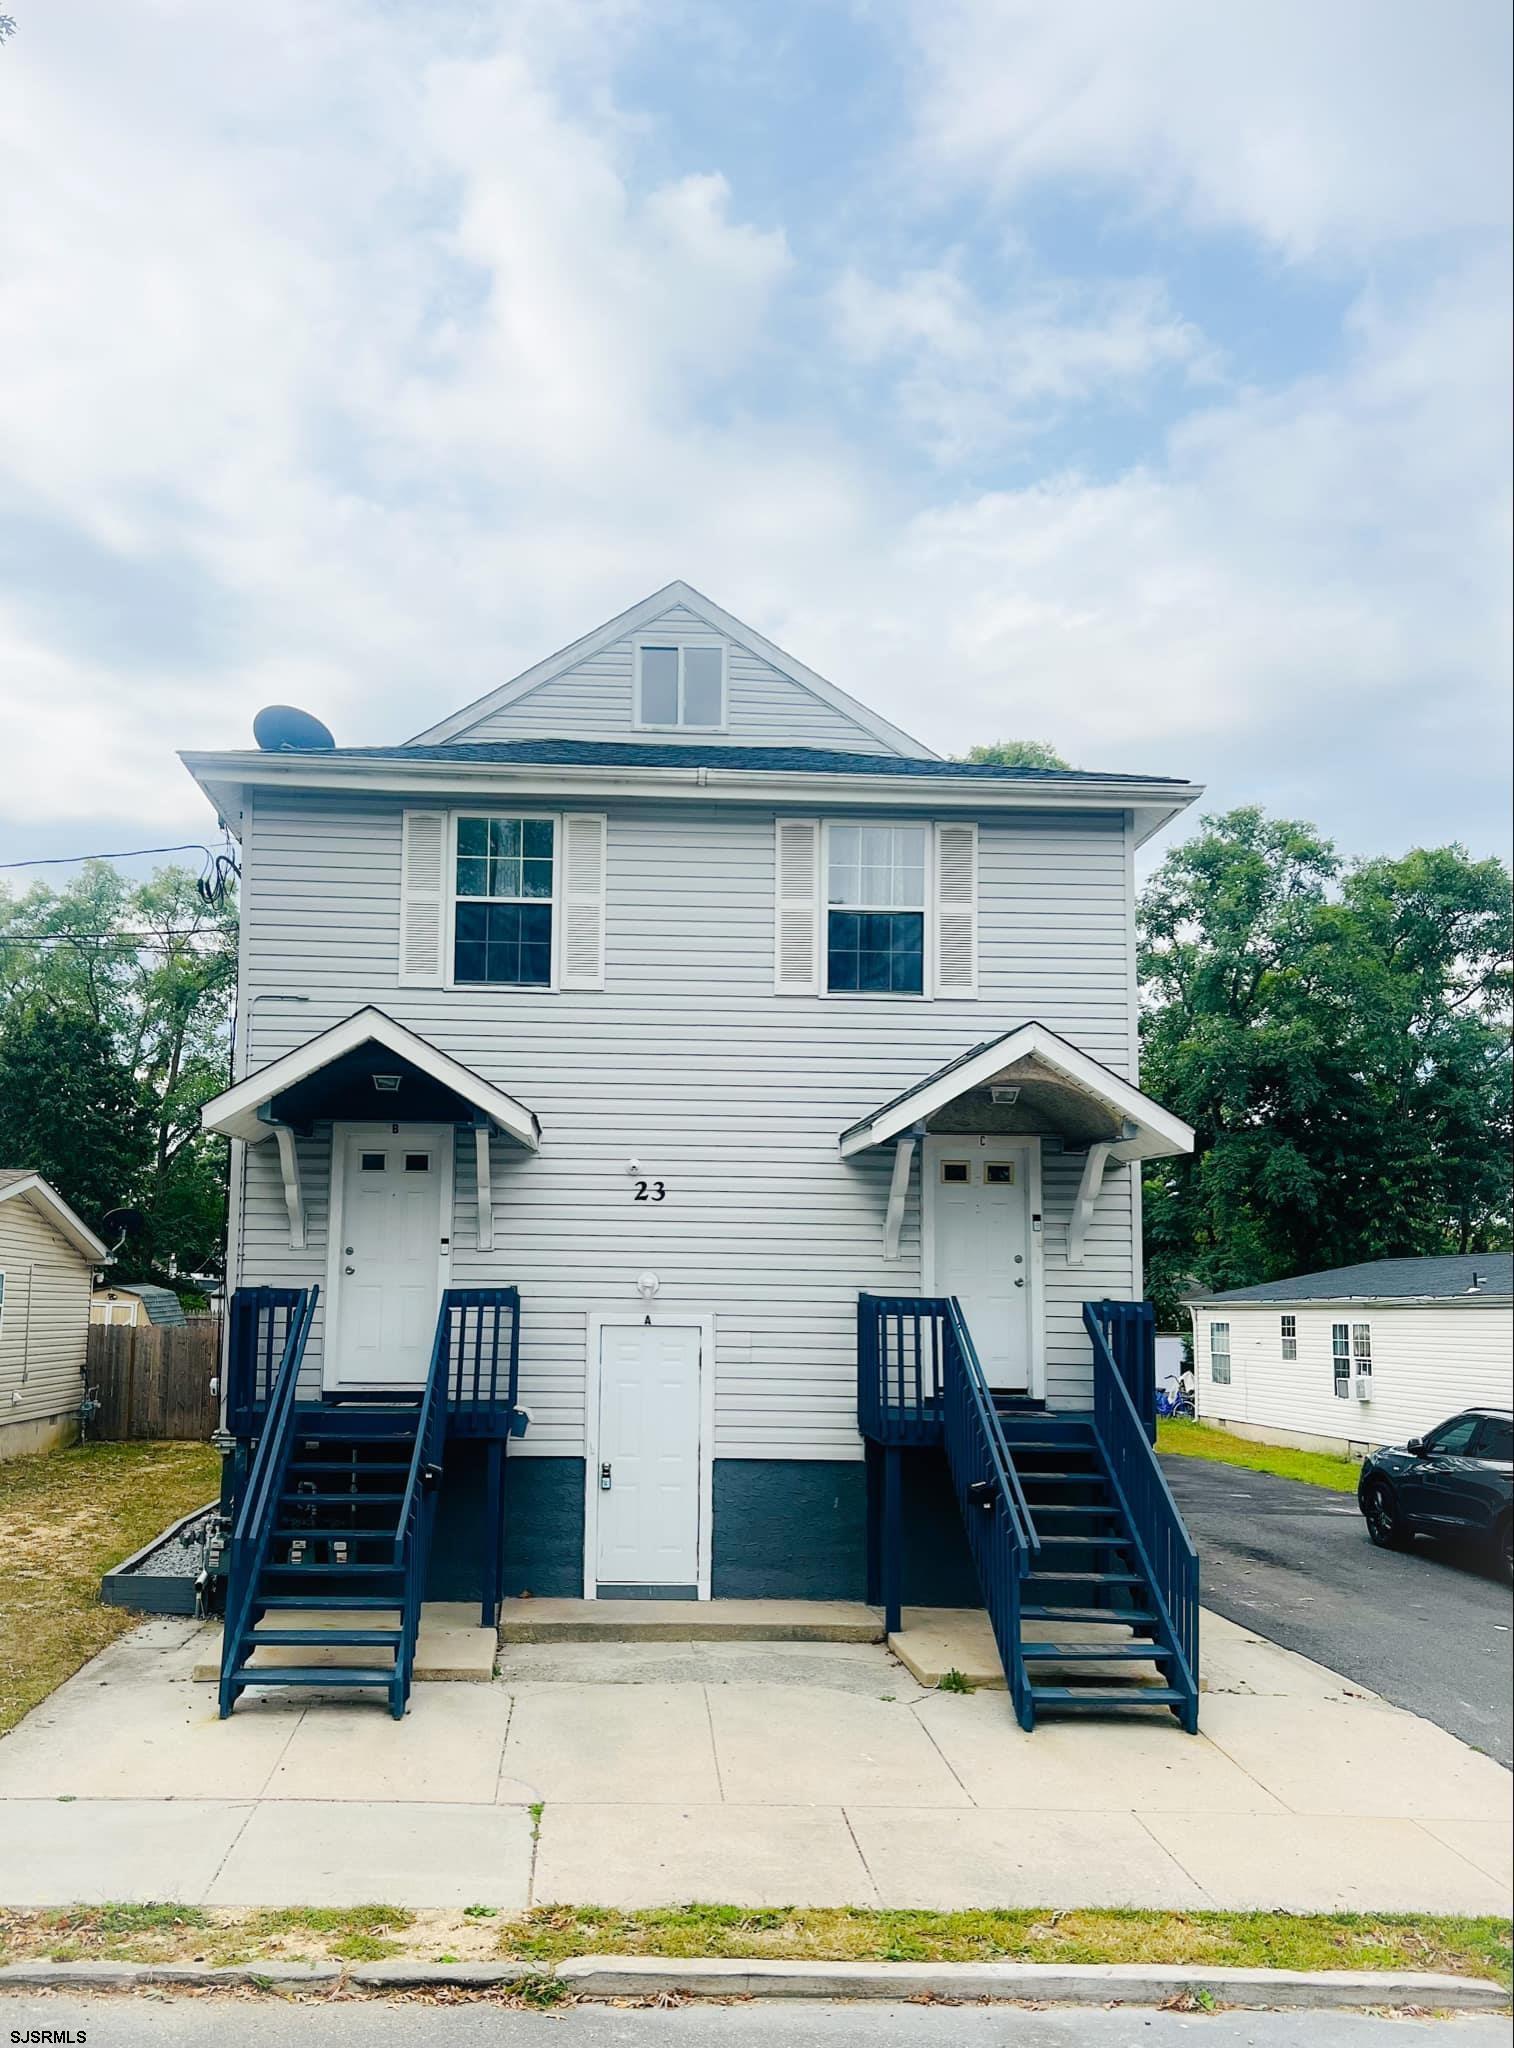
[906,0,1513,259]
[830,263,1213,458]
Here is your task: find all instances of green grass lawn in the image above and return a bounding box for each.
[0,1439,220,1735]
[1157,1416,1362,1493]
[0,1903,1506,1990]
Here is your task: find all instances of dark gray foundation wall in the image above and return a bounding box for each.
[428,1448,979,1607]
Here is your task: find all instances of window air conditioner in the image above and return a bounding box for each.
[1353,1375,1372,1401]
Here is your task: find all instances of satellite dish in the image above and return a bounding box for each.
[254,704,336,752]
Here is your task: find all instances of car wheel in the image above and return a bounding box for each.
[1362,1480,1409,1550]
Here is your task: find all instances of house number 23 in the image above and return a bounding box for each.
[633,1180,667,1202]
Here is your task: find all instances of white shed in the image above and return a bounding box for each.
[0,1171,109,1459]
[1186,1255,1514,1458]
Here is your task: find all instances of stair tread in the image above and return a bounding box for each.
[231,1666,397,1686]
[275,1525,398,1538]
[1030,1504,1120,1516]
[1025,1570,1145,1585]
[256,1595,400,1610]
[1030,1685,1186,1706]
[1021,1605,1158,1623]
[1033,1534,1131,1545]
[249,1628,402,1647]
[281,1492,406,1505]
[263,1563,402,1577]
[1020,1642,1172,1661]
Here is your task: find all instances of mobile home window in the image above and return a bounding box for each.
[453,817,555,987]
[1351,1323,1372,1377]
[1280,1313,1297,1360]
[636,643,727,729]
[1209,1321,1231,1384]
[1331,1323,1351,1397]
[825,824,926,994]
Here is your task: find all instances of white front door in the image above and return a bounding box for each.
[927,1138,1035,1391]
[595,1322,702,1592]
[328,1125,450,1389]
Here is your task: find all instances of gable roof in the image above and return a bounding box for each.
[0,1171,110,1261]
[99,1282,189,1326]
[1187,1254,1514,1306]
[406,581,935,758]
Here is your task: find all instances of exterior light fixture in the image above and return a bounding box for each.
[990,1086,1021,1105]
[372,1074,403,1093]
[635,1271,660,1305]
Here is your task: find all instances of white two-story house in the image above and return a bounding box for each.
[188,583,1203,1729]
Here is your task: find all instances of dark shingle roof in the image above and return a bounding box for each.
[1190,1255,1513,1305]
[106,1283,189,1327]
[302,739,1186,784]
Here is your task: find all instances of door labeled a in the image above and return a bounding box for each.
[329,1127,446,1388]
[929,1141,1033,1390]
[597,1323,702,1594]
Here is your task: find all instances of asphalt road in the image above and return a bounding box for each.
[1162,1455,1513,1764]
[0,1999,1507,2048]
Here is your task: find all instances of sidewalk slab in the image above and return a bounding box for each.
[262,1684,519,1803]
[846,1804,1213,1909]
[1420,1816,1514,1890]
[0,1799,252,1906]
[500,1682,720,1803]
[0,1673,297,1801]
[708,1682,970,1807]
[500,1597,882,1643]
[533,1802,878,1908]
[205,1799,533,1908]
[911,1690,1283,1813]
[1142,1810,1514,1915]
[191,1603,495,1683]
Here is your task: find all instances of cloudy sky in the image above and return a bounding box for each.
[1,0,1509,875]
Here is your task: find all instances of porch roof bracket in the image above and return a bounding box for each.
[260,1112,306,1251]
[1066,1140,1113,1269]
[473,1119,494,1253]
[882,1131,920,1261]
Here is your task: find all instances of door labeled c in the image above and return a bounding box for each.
[596,1323,702,1592]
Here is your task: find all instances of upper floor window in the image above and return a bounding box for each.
[453,816,555,987]
[1280,1312,1297,1360]
[1209,1321,1231,1384]
[825,824,926,995]
[636,642,727,730]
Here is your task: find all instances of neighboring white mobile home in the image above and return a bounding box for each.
[1187,1255,1514,1457]
[0,1171,108,1458]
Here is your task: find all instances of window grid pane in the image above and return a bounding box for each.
[454,902,553,987]
[1209,1321,1231,1385]
[827,909,924,993]
[1332,1323,1351,1397]
[827,825,927,910]
[1280,1312,1297,1360]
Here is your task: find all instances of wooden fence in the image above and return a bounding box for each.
[85,1320,221,1441]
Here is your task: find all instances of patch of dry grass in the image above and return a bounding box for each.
[0,1439,220,1735]
[0,1903,1506,1989]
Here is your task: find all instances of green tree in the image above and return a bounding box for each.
[1139,809,1512,1324]
[0,859,236,1282]
[959,739,1071,770]
[0,1007,155,1229]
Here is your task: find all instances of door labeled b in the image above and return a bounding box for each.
[596,1322,702,1594]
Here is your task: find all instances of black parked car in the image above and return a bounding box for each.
[1358,1408,1513,1581]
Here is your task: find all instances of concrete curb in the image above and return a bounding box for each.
[0,1955,1506,2010]
[554,1958,1511,2009]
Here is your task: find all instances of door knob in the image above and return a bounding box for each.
[344,1265,355,1275]
[1014,1277,1024,1288]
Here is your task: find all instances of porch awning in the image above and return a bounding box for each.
[838,1021,1192,1162]
[201,1007,541,1150]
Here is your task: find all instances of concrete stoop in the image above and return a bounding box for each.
[191,1603,496,1683]
[497,1597,884,1644]
[0,1956,1505,2010]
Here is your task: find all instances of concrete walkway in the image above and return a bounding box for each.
[0,1608,1507,1915]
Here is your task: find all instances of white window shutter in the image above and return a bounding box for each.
[934,821,978,997]
[398,809,447,986]
[559,813,607,990]
[774,818,820,994]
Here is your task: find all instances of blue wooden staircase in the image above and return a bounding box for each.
[859,1294,1199,1731]
[218,1286,521,1719]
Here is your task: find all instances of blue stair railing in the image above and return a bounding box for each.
[940,1298,1041,1730]
[218,1286,318,1718]
[390,1294,457,1717]
[224,1286,307,1438]
[1083,1301,1200,1730]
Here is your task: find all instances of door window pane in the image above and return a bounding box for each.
[360,1152,386,1172]
[985,1161,1016,1184]
[939,1160,970,1183]
[1427,1415,1481,1455]
[404,1153,430,1173]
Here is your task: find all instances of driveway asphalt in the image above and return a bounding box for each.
[1161,1455,1513,1766]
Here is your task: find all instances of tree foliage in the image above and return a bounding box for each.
[1139,808,1512,1325]
[0,861,236,1282]
[960,739,1071,770]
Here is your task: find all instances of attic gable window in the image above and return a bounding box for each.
[635,641,727,730]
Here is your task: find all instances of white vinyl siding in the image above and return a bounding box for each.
[235,794,1139,1451]
[459,606,900,752]
[0,1198,93,1439]
[1192,1301,1514,1454]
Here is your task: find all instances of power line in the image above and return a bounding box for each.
[0,843,215,870]
[0,930,231,947]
